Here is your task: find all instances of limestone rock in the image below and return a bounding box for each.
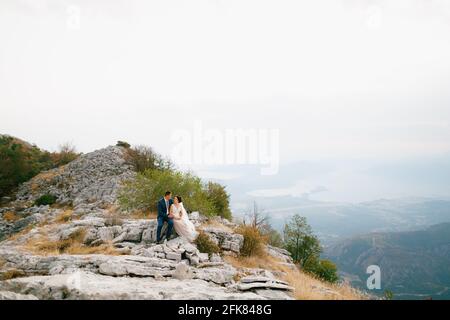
[173,263,193,280]
[202,227,244,254]
[0,272,268,300]
[237,276,294,292]
[194,266,236,285]
[254,289,294,300]
[0,290,39,300]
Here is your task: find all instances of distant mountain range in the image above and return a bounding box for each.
[325,223,450,299]
[233,197,450,244]
[230,195,450,299]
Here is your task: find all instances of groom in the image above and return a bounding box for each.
[156,191,174,244]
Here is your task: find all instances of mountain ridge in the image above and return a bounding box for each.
[325,223,450,299]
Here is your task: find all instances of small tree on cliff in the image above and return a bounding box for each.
[283,214,339,283]
[283,214,321,267]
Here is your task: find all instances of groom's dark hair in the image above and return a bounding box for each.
[165,191,172,196]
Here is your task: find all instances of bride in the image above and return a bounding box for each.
[170,195,198,242]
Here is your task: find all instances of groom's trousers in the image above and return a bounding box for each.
[156,216,174,242]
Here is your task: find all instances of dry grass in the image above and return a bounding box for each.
[199,220,234,233]
[64,243,123,255]
[7,224,35,242]
[225,254,289,273]
[127,209,157,220]
[2,211,20,222]
[0,269,26,280]
[282,267,365,300]
[105,205,156,220]
[22,228,123,256]
[225,253,365,300]
[0,257,6,268]
[235,225,266,257]
[30,170,60,192]
[54,209,74,224]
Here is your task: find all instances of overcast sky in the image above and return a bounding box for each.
[2,0,450,203]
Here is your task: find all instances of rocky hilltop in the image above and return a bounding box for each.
[0,146,135,241]
[0,144,360,300]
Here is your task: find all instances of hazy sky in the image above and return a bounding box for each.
[2,0,450,204]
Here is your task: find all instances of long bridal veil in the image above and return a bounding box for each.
[179,202,198,239]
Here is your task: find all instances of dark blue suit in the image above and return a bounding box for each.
[156,197,174,242]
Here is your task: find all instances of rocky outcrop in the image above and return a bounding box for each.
[0,206,60,241]
[0,211,295,300]
[49,216,245,259]
[201,227,244,254]
[0,272,267,300]
[266,245,296,269]
[0,146,135,241]
[0,244,294,300]
[15,146,135,208]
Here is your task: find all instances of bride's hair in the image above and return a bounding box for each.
[175,195,182,203]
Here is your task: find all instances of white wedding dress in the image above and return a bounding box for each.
[171,203,198,242]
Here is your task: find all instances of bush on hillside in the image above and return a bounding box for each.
[0,136,80,198]
[236,225,266,257]
[118,169,216,215]
[194,232,220,256]
[0,136,52,197]
[205,182,232,220]
[304,258,339,284]
[35,194,57,206]
[124,145,174,173]
[51,142,79,167]
[260,223,284,248]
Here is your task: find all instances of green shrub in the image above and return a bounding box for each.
[206,182,232,220]
[304,258,339,284]
[236,225,265,257]
[284,214,321,266]
[0,136,79,198]
[194,232,220,256]
[35,194,57,206]
[0,136,53,197]
[118,169,214,215]
[384,290,394,300]
[262,226,284,248]
[283,214,340,283]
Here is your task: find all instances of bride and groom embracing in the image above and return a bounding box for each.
[156,191,198,244]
